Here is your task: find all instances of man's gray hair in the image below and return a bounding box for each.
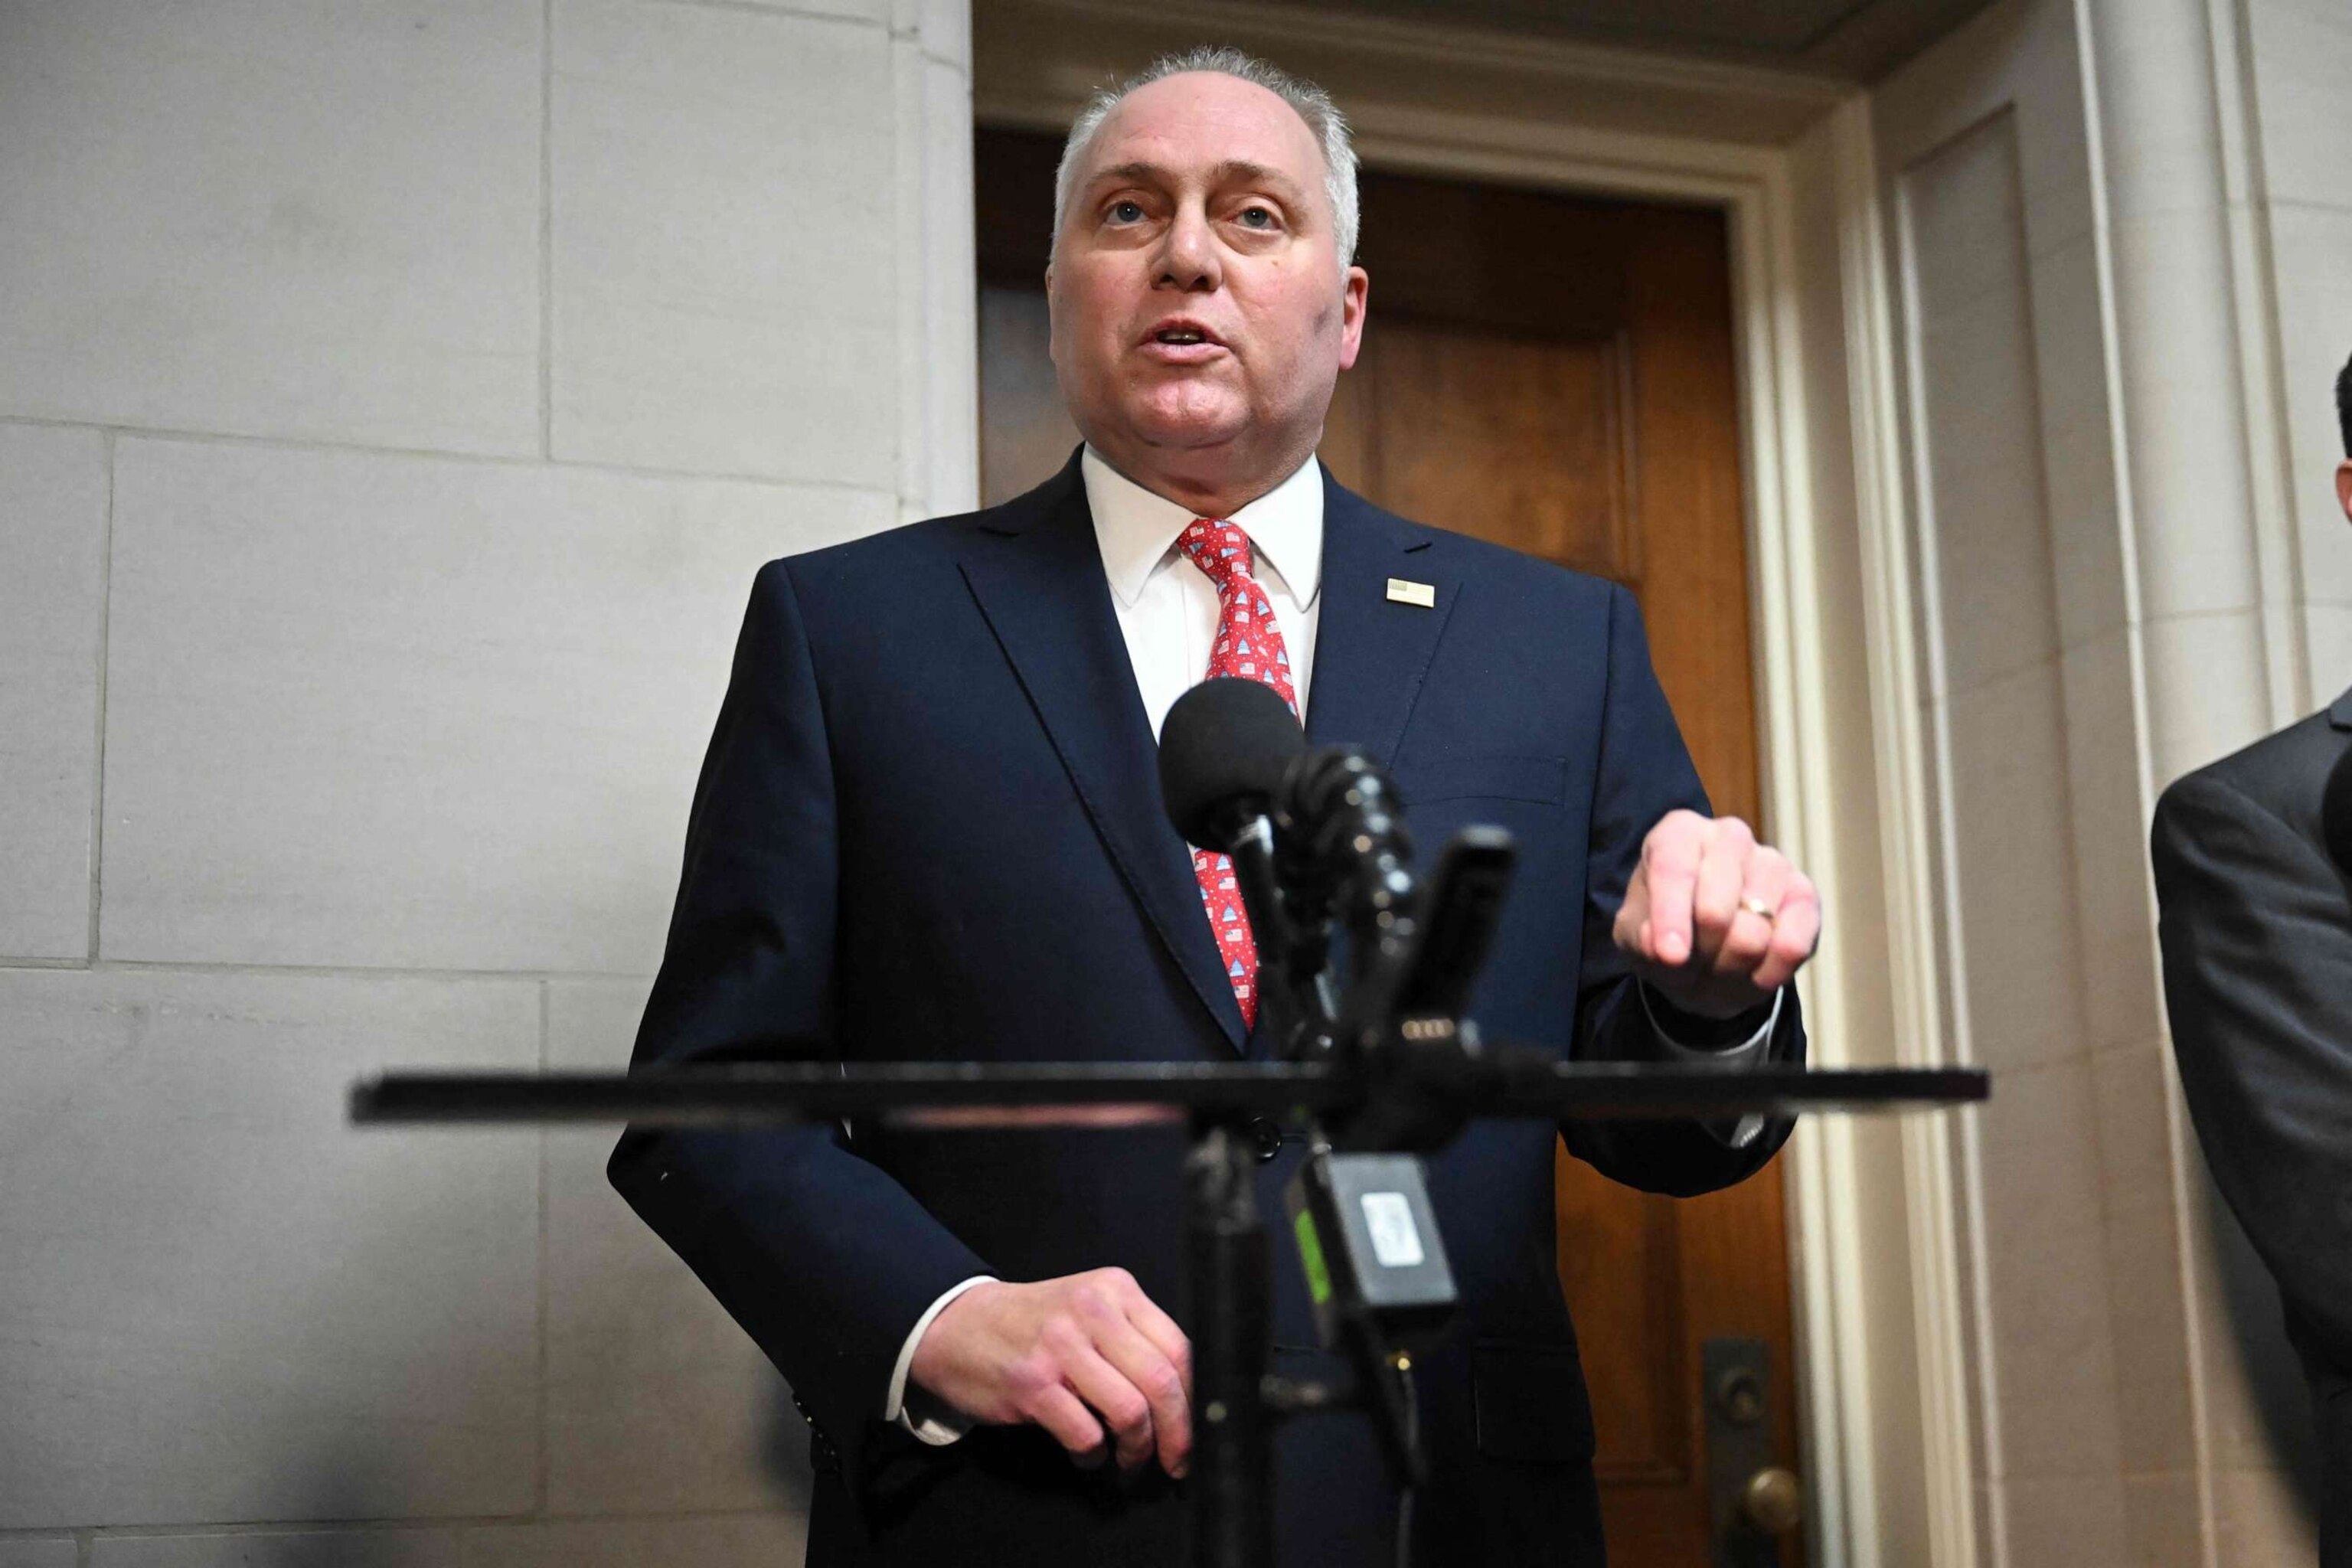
[1050,45,1360,273]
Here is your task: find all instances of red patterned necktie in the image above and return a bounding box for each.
[1174,519,1298,1030]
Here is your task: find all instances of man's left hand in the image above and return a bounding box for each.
[1613,809,1820,1020]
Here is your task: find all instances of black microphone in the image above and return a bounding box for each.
[2322,748,2352,877]
[1159,676,1305,852]
[1161,678,1317,1046]
[1158,674,1423,953]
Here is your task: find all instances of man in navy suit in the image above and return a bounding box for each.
[612,46,1818,1566]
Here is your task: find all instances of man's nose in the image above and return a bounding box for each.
[1155,204,1222,292]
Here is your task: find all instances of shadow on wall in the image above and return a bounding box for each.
[245,1126,543,1547]
[2198,1158,2322,1520]
[766,1382,818,1508]
[270,1194,813,1557]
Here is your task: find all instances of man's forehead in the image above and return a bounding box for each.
[1080,72,1321,185]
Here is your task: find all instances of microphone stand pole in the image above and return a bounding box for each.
[1187,1119,1276,1568]
[1187,809,1320,1568]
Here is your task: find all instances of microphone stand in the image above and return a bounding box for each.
[1186,1116,1278,1568]
[351,1053,1985,1567]
[344,684,1981,1564]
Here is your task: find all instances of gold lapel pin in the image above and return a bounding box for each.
[1386,577,1436,609]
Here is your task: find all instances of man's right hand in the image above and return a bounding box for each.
[907,1267,1193,1478]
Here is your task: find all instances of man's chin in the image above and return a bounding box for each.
[1122,407,1251,455]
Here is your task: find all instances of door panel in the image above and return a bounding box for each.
[976,130,1799,1566]
[1322,322,1632,580]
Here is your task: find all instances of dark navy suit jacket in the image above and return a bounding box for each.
[609,454,1802,1565]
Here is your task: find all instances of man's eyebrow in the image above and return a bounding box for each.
[1210,160,1309,198]
[1085,161,1168,188]
[1082,159,1313,200]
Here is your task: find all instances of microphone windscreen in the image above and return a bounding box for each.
[2322,748,2352,877]
[1159,677,1305,849]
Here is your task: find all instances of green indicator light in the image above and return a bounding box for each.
[1294,1210,1332,1306]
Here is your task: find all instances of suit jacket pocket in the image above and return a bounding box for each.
[1472,1338,1598,1463]
[1402,753,1569,807]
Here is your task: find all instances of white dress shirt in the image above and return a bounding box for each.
[1086,445,1325,740]
[880,446,1779,1443]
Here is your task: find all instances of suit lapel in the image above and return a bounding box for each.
[959,456,1250,1051]
[2330,687,2352,731]
[1305,471,1459,763]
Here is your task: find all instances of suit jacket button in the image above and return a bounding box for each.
[1249,1118,1283,1163]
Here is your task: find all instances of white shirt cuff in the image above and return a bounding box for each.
[884,1275,995,1446]
[1637,984,1785,1148]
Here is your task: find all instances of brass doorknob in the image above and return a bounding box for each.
[1741,1466,1804,1534]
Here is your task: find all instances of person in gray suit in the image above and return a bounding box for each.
[2152,350,2352,1564]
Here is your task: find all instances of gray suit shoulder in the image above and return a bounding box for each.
[2154,701,2350,854]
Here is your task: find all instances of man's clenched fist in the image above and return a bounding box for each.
[1613,809,1820,1019]
[909,1266,1193,1477]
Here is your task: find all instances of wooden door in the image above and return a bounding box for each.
[975,129,1800,1565]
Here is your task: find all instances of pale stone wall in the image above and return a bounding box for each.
[0,0,974,1557]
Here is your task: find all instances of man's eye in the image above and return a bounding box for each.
[1109,200,1145,223]
[1239,206,1276,228]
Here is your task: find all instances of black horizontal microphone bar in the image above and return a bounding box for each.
[350,1057,1986,1129]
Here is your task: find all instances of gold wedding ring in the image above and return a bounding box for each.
[1739,895,1776,921]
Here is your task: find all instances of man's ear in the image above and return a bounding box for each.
[1337,265,1370,372]
[2336,460,2351,527]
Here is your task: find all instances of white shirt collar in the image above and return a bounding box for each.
[1081,446,1325,611]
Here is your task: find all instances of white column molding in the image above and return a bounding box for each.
[1815,93,1985,1568]
[2198,0,2308,726]
[2076,0,2275,782]
[895,1,980,526]
[2073,3,2325,1561]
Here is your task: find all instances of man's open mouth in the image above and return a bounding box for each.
[1145,318,1223,350]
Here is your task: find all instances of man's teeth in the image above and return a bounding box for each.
[1158,329,1205,343]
